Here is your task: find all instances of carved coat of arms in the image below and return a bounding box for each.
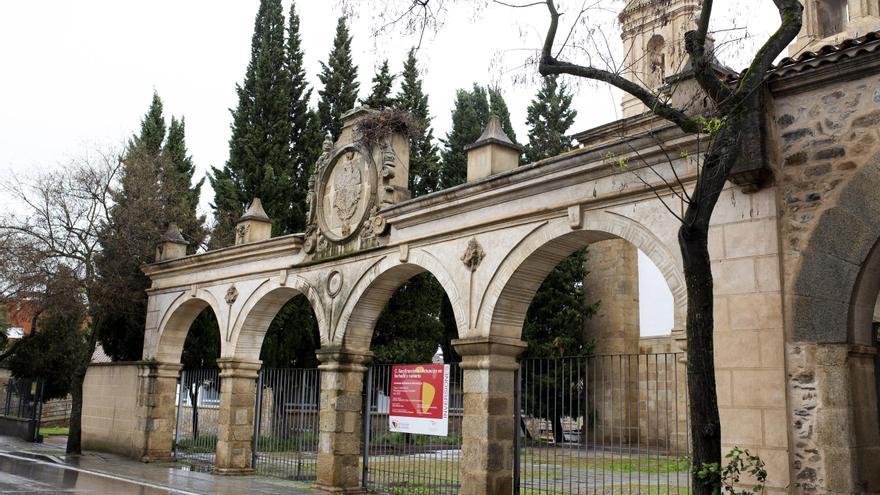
[333,154,363,222]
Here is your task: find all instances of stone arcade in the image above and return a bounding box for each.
[82,3,880,494]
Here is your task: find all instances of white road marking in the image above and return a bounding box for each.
[0,451,204,495]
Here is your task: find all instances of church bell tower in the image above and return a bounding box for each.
[618,0,701,118]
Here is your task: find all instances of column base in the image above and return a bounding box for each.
[213,467,256,476]
[140,454,175,463]
[311,483,366,494]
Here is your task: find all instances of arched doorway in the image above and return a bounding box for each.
[483,214,688,493]
[227,279,326,480]
[789,154,880,492]
[322,255,466,494]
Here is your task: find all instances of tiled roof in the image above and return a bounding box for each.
[726,31,880,81]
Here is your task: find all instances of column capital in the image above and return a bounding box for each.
[216,358,261,379]
[316,346,373,373]
[138,361,183,379]
[451,336,526,371]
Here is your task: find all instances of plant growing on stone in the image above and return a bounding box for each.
[696,447,768,495]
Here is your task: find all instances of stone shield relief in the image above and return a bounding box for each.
[315,144,377,243]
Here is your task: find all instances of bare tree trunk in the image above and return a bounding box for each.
[189,385,200,440]
[680,223,721,493]
[67,329,98,455]
[66,370,85,454]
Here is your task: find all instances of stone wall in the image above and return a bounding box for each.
[772,71,880,493]
[82,363,144,458]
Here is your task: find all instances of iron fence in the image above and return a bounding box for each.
[362,363,463,495]
[0,378,44,422]
[174,368,220,469]
[516,353,690,495]
[253,367,320,481]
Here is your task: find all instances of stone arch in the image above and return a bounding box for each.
[333,249,467,353]
[156,292,224,363]
[226,275,328,361]
[479,210,687,339]
[789,153,880,492]
[791,153,880,343]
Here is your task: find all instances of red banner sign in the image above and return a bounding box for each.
[388,364,449,436]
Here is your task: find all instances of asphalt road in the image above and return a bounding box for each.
[0,452,193,494]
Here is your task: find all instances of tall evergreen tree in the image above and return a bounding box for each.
[95,92,204,361]
[287,1,323,233]
[488,86,518,144]
[162,116,207,249]
[318,17,360,140]
[361,59,395,109]
[439,84,516,189]
[210,0,291,246]
[395,49,441,196]
[523,76,576,164]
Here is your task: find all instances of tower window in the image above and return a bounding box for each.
[817,0,849,37]
[646,34,666,90]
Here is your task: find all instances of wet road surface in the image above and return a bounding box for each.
[0,452,188,494]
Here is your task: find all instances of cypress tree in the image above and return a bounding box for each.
[522,75,591,358]
[162,116,206,249]
[439,84,516,189]
[287,1,323,233]
[134,92,166,156]
[523,76,576,164]
[361,59,395,109]
[488,86,518,144]
[395,49,441,196]
[318,17,360,140]
[210,0,291,246]
[95,93,208,362]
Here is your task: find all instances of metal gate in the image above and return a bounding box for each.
[253,367,320,481]
[0,378,45,442]
[174,368,220,469]
[362,363,463,495]
[515,353,691,495]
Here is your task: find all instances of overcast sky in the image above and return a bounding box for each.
[0,1,781,336]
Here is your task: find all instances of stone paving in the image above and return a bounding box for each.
[0,435,321,495]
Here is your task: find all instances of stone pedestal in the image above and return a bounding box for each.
[313,347,372,493]
[137,362,182,462]
[452,336,526,495]
[214,358,261,474]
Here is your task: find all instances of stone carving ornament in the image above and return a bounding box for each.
[461,238,486,272]
[333,155,363,224]
[225,285,239,305]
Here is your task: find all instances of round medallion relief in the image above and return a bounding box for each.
[327,270,343,297]
[316,145,376,242]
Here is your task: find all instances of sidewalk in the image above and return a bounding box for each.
[0,435,322,495]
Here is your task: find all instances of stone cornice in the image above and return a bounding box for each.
[142,233,303,280]
[380,124,698,230]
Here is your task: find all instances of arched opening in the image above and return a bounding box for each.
[817,0,849,37]
[848,237,880,491]
[789,152,880,491]
[646,34,666,90]
[234,284,323,481]
[340,260,464,495]
[153,297,222,468]
[489,225,687,491]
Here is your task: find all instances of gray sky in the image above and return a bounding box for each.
[0,1,780,336]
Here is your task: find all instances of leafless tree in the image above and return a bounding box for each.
[346,0,802,490]
[0,148,121,454]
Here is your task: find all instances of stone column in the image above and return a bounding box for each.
[214,358,261,474]
[136,362,182,462]
[583,239,641,445]
[452,336,526,495]
[314,347,372,493]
